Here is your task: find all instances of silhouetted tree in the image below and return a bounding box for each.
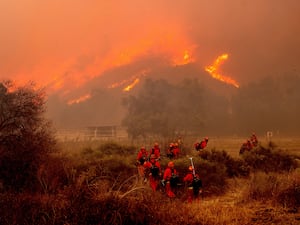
[0,81,57,192]
[122,78,207,139]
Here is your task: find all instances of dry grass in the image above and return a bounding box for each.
[1,137,300,224]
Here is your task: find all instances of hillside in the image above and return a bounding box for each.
[46,60,237,129]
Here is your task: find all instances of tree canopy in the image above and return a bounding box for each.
[122,73,300,138]
[0,81,56,192]
[122,78,209,139]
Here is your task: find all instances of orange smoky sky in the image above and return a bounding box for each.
[1,0,299,94]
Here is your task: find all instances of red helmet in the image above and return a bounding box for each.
[168,161,174,168]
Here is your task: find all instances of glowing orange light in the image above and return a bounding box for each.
[9,26,196,96]
[67,93,91,105]
[123,78,140,92]
[108,69,149,90]
[172,49,195,66]
[205,53,239,88]
[183,50,190,61]
[108,79,131,89]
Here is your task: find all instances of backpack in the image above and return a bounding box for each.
[139,156,146,164]
[150,164,159,177]
[194,142,201,151]
[170,169,179,187]
[192,177,202,195]
[195,141,207,151]
[192,177,202,190]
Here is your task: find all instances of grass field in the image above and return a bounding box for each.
[207,136,300,157]
[5,134,296,224]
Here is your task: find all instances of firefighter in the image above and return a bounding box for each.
[167,142,175,159]
[136,146,148,180]
[250,132,258,147]
[150,142,161,160]
[239,139,253,154]
[172,142,180,159]
[162,161,179,198]
[143,154,161,191]
[183,166,202,203]
[239,141,248,154]
[194,137,209,151]
[246,139,253,150]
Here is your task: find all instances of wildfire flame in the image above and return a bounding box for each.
[205,53,239,88]
[108,69,149,91]
[123,78,140,92]
[108,78,132,89]
[183,51,190,61]
[172,50,195,66]
[67,93,91,105]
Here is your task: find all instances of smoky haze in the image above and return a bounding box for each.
[1,1,299,86]
[1,1,300,135]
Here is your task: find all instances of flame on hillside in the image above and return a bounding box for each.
[67,93,91,105]
[108,69,149,91]
[108,78,132,89]
[44,34,195,94]
[205,54,239,88]
[8,22,197,98]
[123,78,140,92]
[172,50,195,66]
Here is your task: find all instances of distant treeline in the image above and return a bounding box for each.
[122,74,300,138]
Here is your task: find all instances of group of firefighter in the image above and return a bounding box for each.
[136,134,259,202]
[239,133,258,154]
[136,138,208,203]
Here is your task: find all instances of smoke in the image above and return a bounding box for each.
[1,0,299,89]
[1,1,300,131]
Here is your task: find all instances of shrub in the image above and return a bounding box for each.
[245,170,300,209]
[199,149,250,177]
[37,155,71,194]
[241,145,298,173]
[60,172,160,225]
[246,172,279,200]
[0,192,66,225]
[276,171,300,208]
[167,156,228,196]
[0,81,57,192]
[96,141,137,156]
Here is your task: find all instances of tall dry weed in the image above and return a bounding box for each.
[244,170,300,209]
